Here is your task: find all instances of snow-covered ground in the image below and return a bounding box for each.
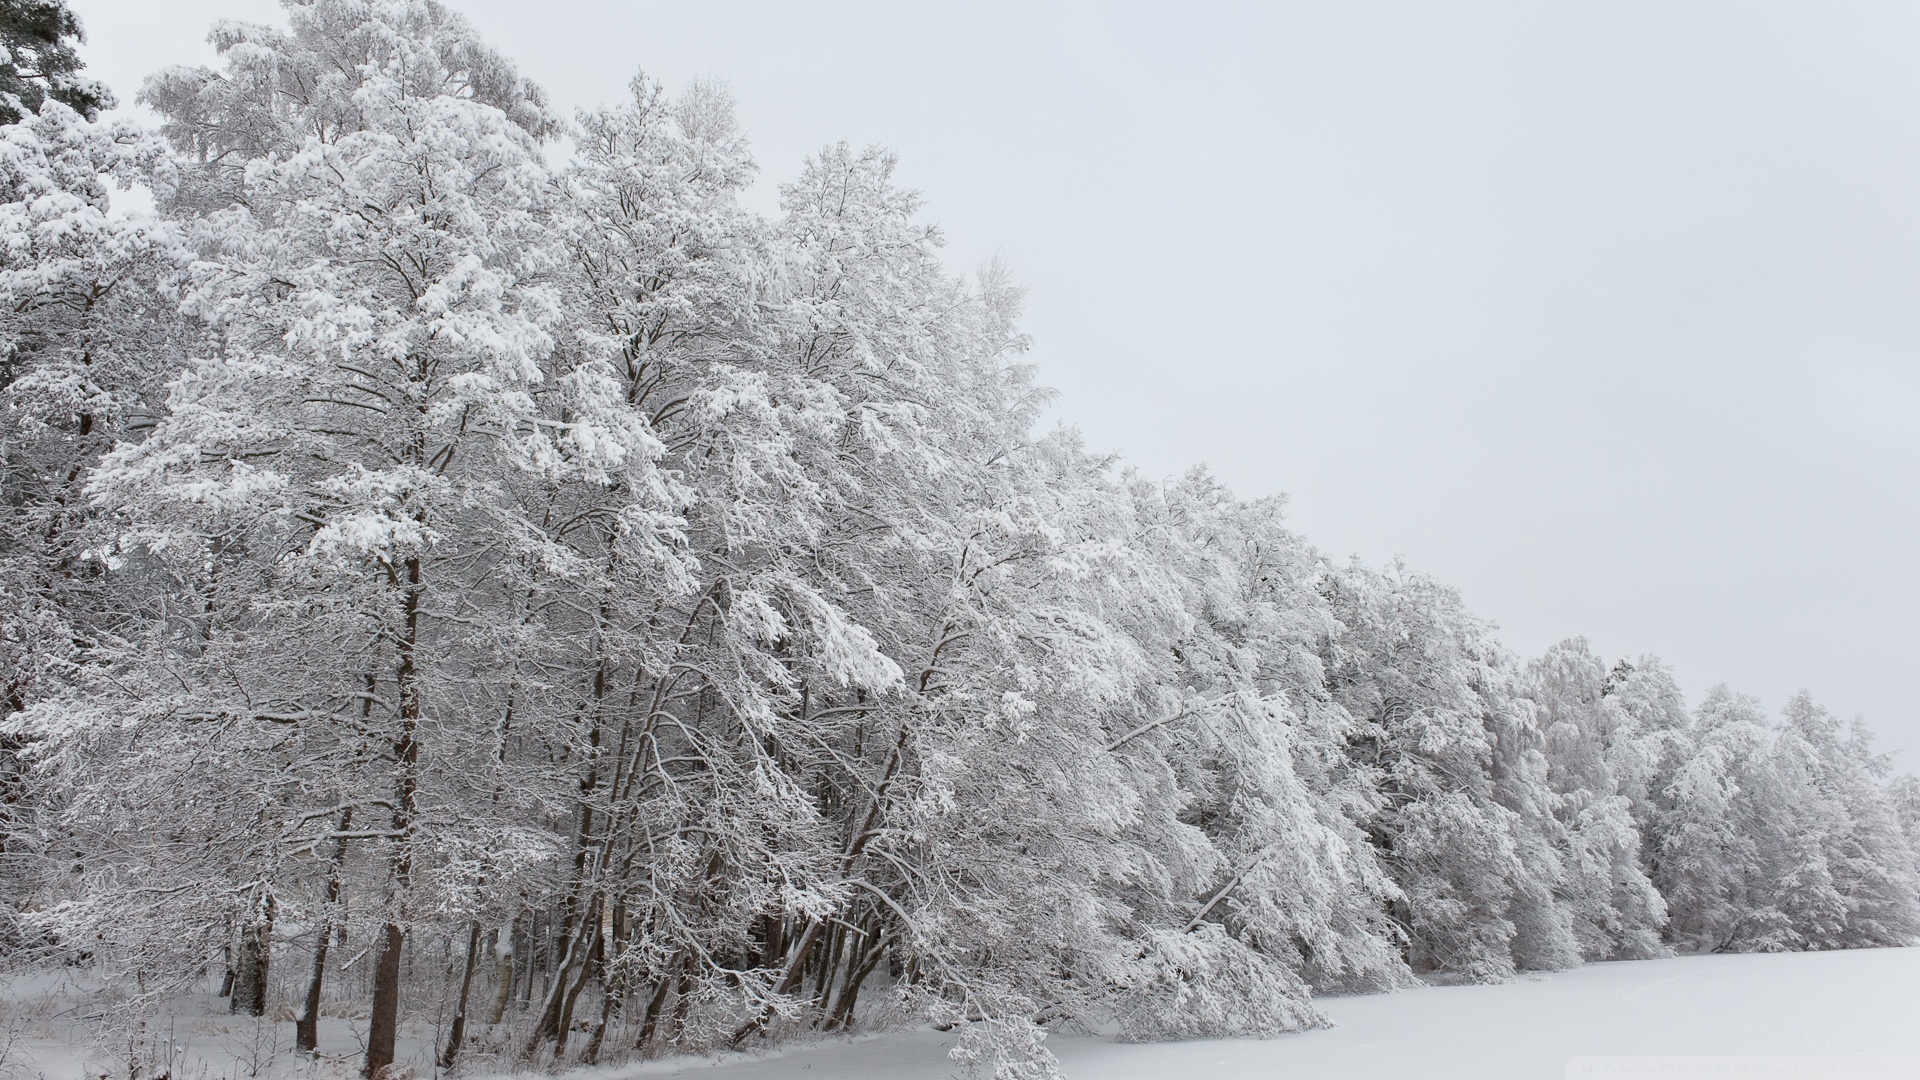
[6,949,1917,1080]
[509,948,1920,1080]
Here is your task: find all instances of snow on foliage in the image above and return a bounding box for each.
[0,3,1916,1079]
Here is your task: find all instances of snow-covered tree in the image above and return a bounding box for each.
[1772,693,1920,948]
[18,1,680,1072]
[3,3,1917,1078]
[0,98,180,947]
[1523,639,1667,960]
[0,0,112,123]
[1649,688,1920,953]
[1319,563,1575,981]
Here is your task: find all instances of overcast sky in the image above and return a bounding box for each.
[70,0,1920,765]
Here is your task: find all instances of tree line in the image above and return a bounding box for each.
[2,2,1916,1078]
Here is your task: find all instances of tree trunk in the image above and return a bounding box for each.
[294,925,329,1053]
[364,921,406,1079]
[582,988,614,1065]
[298,807,353,1053]
[826,933,888,1031]
[524,895,598,1056]
[439,921,483,1070]
[634,955,680,1055]
[487,925,514,1026]
[664,957,695,1047]
[230,893,274,1017]
[551,938,598,1058]
[732,718,912,1046]
[364,553,424,1080]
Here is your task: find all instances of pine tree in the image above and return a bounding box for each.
[0,0,110,124]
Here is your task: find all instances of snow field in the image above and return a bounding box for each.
[490,948,1918,1080]
[5,947,1916,1080]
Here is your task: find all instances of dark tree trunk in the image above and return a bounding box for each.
[665,955,695,1047]
[826,935,888,1031]
[583,979,615,1065]
[230,893,275,1017]
[439,921,483,1070]
[294,928,329,1053]
[524,897,597,1056]
[364,553,424,1080]
[552,940,597,1058]
[298,807,353,1054]
[634,956,679,1055]
[364,921,406,1079]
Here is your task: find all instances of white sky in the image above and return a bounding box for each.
[69,1,1920,765]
